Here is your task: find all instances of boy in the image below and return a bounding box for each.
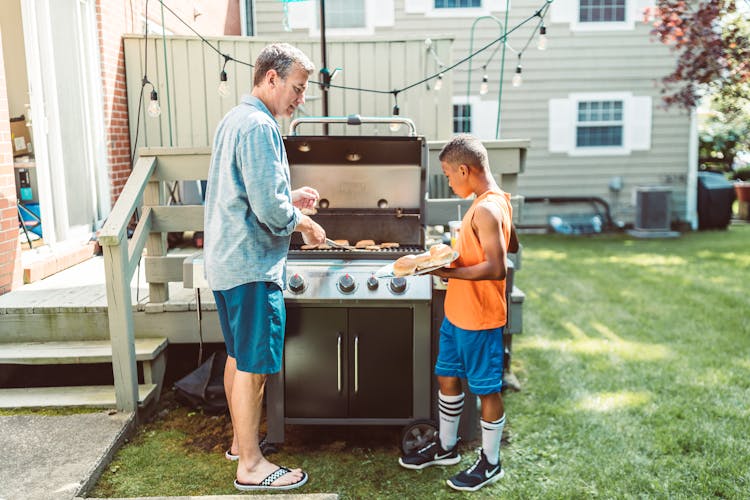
[399,134,518,492]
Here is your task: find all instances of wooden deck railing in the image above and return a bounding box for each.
[97,148,210,411]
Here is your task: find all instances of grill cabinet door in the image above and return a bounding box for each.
[348,308,413,418]
[284,307,348,418]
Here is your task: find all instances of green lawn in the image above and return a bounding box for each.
[91,224,750,499]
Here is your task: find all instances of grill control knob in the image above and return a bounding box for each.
[366,275,379,290]
[288,273,305,294]
[338,274,356,294]
[389,277,407,294]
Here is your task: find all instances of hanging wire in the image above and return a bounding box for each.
[156,0,253,68]
[152,0,551,96]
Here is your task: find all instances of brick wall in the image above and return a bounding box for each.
[0,31,22,295]
[96,0,135,204]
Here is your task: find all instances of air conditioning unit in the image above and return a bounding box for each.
[634,186,671,231]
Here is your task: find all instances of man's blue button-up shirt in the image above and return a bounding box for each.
[203,95,300,291]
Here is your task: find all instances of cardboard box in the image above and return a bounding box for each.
[10,116,32,157]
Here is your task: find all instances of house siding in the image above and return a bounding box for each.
[254,0,692,226]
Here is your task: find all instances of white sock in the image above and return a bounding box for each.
[481,414,505,465]
[438,391,464,450]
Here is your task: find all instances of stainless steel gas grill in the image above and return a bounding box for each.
[265,117,434,446]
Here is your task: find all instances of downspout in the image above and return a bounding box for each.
[686,107,698,229]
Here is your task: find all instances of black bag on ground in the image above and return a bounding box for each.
[174,351,227,414]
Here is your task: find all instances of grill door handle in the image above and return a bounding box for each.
[337,333,342,394]
[353,335,359,394]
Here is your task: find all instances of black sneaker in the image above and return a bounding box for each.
[446,448,504,492]
[398,437,461,470]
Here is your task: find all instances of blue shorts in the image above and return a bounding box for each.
[213,281,285,374]
[434,317,504,395]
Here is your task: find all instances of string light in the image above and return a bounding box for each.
[148,88,162,117]
[390,94,402,132]
[218,54,231,97]
[479,64,489,95]
[512,55,523,88]
[538,24,548,50]
[434,73,444,91]
[218,70,230,97]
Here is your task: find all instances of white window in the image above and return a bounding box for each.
[453,104,472,133]
[548,92,652,156]
[579,0,626,22]
[576,100,623,147]
[286,0,394,36]
[405,0,506,18]
[549,0,653,31]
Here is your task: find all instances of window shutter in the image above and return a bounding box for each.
[549,98,573,153]
[287,1,314,30]
[549,0,577,24]
[629,96,652,151]
[371,0,395,27]
[404,0,430,14]
[473,100,498,141]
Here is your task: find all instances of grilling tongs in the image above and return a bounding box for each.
[325,238,366,252]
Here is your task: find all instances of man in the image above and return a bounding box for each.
[203,43,325,492]
[399,134,518,492]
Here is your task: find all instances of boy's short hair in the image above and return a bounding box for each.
[438,134,489,171]
[253,43,315,87]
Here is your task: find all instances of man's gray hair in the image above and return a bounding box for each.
[438,134,489,171]
[253,43,315,87]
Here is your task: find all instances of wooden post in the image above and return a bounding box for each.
[144,178,168,303]
[102,240,139,411]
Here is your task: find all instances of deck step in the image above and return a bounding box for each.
[0,384,158,409]
[0,338,167,365]
[0,338,168,408]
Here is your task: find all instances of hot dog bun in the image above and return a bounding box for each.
[429,243,453,262]
[393,254,418,276]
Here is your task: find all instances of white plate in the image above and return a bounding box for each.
[374,251,459,279]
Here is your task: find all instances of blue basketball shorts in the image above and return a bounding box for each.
[434,317,504,395]
[213,281,285,374]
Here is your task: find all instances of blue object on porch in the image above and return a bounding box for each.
[19,202,43,237]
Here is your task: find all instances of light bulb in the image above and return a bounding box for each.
[390,104,402,132]
[218,70,230,97]
[148,89,161,117]
[479,75,489,95]
[512,67,523,88]
[434,74,443,91]
[538,25,548,50]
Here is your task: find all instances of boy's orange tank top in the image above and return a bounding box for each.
[444,190,512,331]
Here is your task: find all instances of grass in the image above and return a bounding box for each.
[91,224,750,499]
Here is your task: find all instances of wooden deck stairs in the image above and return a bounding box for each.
[0,338,167,409]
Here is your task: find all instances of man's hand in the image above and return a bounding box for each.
[298,216,326,246]
[292,186,319,211]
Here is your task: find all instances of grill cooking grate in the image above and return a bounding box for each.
[288,245,424,260]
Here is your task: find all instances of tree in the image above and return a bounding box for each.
[646,1,750,171]
[646,1,749,110]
